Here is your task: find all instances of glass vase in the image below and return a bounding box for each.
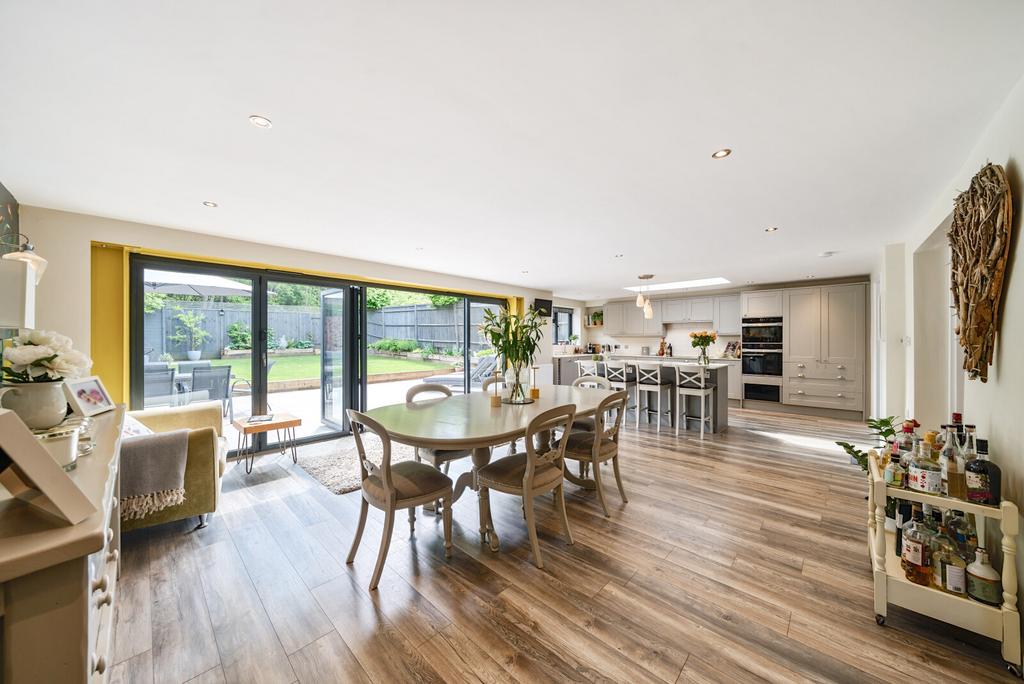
[697,348,710,365]
[502,363,533,404]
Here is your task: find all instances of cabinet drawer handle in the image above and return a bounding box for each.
[92,654,107,675]
[107,549,119,564]
[797,373,805,378]
[836,375,846,380]
[91,574,109,593]
[106,528,114,544]
[837,365,846,370]
[796,363,805,368]
[836,393,845,398]
[95,591,113,609]
[796,390,805,395]
[113,497,119,509]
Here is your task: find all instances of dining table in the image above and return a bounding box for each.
[364,384,617,551]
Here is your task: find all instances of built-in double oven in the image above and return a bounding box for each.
[741,316,783,402]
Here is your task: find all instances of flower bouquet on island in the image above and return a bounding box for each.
[1,330,93,429]
[689,330,717,366]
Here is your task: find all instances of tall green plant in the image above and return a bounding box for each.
[168,308,212,351]
[478,307,543,402]
[836,415,899,473]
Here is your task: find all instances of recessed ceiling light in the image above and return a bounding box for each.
[521,270,529,274]
[711,148,732,159]
[745,280,755,285]
[818,250,837,258]
[414,246,424,251]
[764,226,779,233]
[614,254,624,258]
[249,114,273,129]
[202,201,218,207]
[625,276,730,293]
[806,275,814,279]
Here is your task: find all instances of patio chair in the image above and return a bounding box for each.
[190,365,233,419]
[422,354,497,390]
[228,360,273,415]
[144,361,170,373]
[143,368,177,408]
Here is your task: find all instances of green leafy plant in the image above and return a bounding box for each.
[836,415,900,473]
[428,294,459,308]
[168,308,212,351]
[226,321,252,350]
[591,310,603,325]
[479,307,543,402]
[158,352,174,363]
[144,291,167,313]
[568,334,579,344]
[366,288,393,310]
[476,348,497,357]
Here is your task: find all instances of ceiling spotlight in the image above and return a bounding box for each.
[249,114,273,129]
[711,148,732,159]
[614,254,624,258]
[521,270,529,274]
[764,226,779,233]
[818,250,837,258]
[202,201,218,208]
[414,246,424,251]
[806,275,814,279]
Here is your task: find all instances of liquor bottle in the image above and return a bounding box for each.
[884,452,906,488]
[962,426,978,462]
[901,507,933,586]
[967,548,1002,606]
[897,423,916,469]
[948,511,978,560]
[940,425,967,499]
[895,501,912,556]
[908,442,942,494]
[951,412,965,448]
[966,438,1001,505]
[931,523,967,595]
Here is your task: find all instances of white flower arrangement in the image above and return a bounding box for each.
[2,330,93,383]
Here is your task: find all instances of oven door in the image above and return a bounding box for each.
[741,350,783,376]
[742,324,783,347]
[744,381,781,402]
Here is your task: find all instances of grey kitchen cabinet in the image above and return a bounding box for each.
[643,300,663,335]
[623,300,645,335]
[723,358,742,399]
[783,287,821,364]
[713,295,741,335]
[821,283,865,366]
[688,297,714,322]
[741,289,783,317]
[602,302,624,334]
[661,298,689,323]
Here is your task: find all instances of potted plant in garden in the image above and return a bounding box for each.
[479,307,543,404]
[0,330,92,429]
[169,308,211,361]
[689,330,717,365]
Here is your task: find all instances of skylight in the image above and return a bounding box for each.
[624,277,730,292]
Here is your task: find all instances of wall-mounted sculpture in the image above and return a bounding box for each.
[948,162,1014,382]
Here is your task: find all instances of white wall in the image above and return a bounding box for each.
[19,206,558,365]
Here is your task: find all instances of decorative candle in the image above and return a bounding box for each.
[529,365,540,399]
[490,370,502,407]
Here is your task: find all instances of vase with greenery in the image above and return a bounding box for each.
[479,307,543,404]
[0,330,92,429]
[169,308,211,360]
[689,330,717,365]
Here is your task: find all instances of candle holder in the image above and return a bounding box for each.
[529,365,540,399]
[489,370,502,407]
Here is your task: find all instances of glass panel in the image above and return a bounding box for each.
[365,287,467,409]
[139,266,253,445]
[469,300,503,392]
[262,280,346,441]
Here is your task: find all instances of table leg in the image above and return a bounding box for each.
[243,433,255,474]
[290,426,298,463]
[564,466,597,490]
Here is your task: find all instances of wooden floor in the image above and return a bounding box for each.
[111,408,1013,683]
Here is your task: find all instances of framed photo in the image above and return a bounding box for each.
[64,375,115,416]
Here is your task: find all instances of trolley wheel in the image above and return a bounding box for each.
[874,614,886,626]
[1007,663,1022,678]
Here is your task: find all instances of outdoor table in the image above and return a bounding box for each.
[365,385,616,551]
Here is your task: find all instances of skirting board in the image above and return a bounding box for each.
[740,399,864,422]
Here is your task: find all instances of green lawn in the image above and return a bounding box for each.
[208,353,452,381]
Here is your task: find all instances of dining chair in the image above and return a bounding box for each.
[634,362,672,432]
[191,365,233,419]
[673,364,715,439]
[406,383,472,476]
[562,390,629,517]
[476,404,576,569]
[346,409,453,590]
[603,360,636,422]
[569,375,610,433]
[143,369,176,408]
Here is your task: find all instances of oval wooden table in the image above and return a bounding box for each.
[364,385,616,551]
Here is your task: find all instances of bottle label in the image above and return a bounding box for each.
[908,466,942,493]
[902,539,923,566]
[944,564,966,594]
[967,574,1001,605]
[966,471,990,501]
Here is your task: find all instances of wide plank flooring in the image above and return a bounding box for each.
[112,408,1013,683]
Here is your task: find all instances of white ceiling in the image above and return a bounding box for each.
[2,1,1023,300]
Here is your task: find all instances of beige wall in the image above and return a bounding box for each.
[19,206,558,365]
[911,240,951,431]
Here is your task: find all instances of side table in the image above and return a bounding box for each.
[231,413,302,474]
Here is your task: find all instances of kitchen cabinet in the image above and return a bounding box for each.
[741,290,783,317]
[783,287,821,364]
[603,302,624,335]
[623,300,645,335]
[644,300,663,335]
[688,297,713,322]
[713,295,741,335]
[723,359,742,399]
[821,284,865,366]
[615,299,663,335]
[661,299,689,323]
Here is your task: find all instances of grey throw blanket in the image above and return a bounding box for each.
[120,429,189,520]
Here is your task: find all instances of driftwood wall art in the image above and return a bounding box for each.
[948,162,1014,382]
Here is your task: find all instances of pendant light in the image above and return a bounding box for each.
[635,274,654,308]
[635,292,645,307]
[643,299,654,319]
[1,233,47,284]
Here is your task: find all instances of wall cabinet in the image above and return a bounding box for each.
[661,296,713,323]
[662,299,689,323]
[644,300,663,335]
[623,300,645,335]
[688,297,713,322]
[781,283,866,414]
[741,290,783,317]
[603,302,624,335]
[713,295,741,335]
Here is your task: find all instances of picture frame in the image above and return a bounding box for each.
[64,375,115,416]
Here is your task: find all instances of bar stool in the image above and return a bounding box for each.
[575,359,599,379]
[635,362,672,432]
[603,360,637,423]
[673,363,715,439]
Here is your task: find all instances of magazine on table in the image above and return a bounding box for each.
[247,414,274,423]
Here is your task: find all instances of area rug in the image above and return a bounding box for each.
[295,434,418,495]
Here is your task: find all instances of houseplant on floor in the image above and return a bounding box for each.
[1,330,92,429]
[479,306,543,404]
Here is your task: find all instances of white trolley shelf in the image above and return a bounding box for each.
[867,451,1021,676]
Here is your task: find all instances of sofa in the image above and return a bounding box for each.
[122,401,227,531]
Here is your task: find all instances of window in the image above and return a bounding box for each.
[553,307,574,344]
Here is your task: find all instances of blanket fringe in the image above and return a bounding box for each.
[121,489,186,521]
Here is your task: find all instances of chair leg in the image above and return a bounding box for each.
[408,506,416,534]
[347,498,369,564]
[370,507,396,591]
[555,484,574,545]
[700,395,706,440]
[675,392,681,437]
[656,390,662,433]
[635,391,642,429]
[592,460,610,517]
[612,455,629,503]
[523,495,544,569]
[443,461,450,475]
[442,496,453,559]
